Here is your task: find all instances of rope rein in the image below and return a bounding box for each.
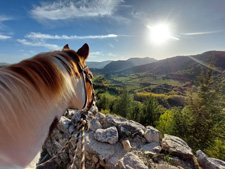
[37,112,89,169]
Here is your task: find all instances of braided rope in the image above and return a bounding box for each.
[37,119,87,169]
[70,119,86,169]
[80,120,86,169]
[37,121,79,167]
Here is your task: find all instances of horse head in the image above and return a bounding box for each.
[62,43,94,111]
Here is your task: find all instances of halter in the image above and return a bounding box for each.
[77,62,95,111]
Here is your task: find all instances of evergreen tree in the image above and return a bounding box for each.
[183,68,224,151]
[139,96,162,126]
[97,95,110,111]
[112,89,133,117]
[127,101,142,121]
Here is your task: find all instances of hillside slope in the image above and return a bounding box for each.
[86,60,112,69]
[101,60,135,73]
[123,51,225,75]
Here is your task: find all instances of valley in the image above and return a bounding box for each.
[91,51,225,161]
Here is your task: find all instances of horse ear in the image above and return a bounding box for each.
[63,44,70,51]
[77,43,89,60]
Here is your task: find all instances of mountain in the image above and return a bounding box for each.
[0,62,9,68]
[86,60,112,69]
[0,62,8,66]
[123,51,225,76]
[127,57,156,66]
[91,57,156,73]
[101,60,135,73]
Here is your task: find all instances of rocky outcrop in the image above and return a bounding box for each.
[94,126,118,144]
[144,126,160,144]
[162,134,193,160]
[196,150,225,169]
[117,152,148,169]
[38,107,225,169]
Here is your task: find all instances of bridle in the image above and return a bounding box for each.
[77,62,95,111]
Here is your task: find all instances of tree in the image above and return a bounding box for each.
[139,96,162,127]
[96,95,110,111]
[156,107,186,137]
[112,89,133,117]
[183,68,224,151]
[127,101,142,121]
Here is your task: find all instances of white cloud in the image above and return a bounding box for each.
[90,51,103,55]
[0,15,13,30]
[17,39,60,49]
[0,16,12,22]
[31,0,123,21]
[108,52,117,57]
[0,34,11,39]
[26,32,118,40]
[131,11,148,20]
[89,51,104,59]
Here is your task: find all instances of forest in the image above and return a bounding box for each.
[94,67,225,161]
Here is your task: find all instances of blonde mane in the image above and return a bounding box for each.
[0,50,84,167]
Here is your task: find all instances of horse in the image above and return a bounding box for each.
[0,43,94,169]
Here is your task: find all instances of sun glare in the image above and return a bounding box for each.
[147,24,177,45]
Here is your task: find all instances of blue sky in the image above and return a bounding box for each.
[1,0,225,63]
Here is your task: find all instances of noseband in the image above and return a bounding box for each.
[77,62,95,111]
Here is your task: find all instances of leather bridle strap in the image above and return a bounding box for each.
[77,62,95,110]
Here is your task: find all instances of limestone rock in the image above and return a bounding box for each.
[106,115,145,138]
[106,143,126,169]
[162,134,193,160]
[59,116,71,130]
[152,163,182,169]
[64,109,75,119]
[85,132,126,168]
[89,105,98,115]
[71,110,94,124]
[95,112,106,126]
[89,118,102,131]
[144,126,160,144]
[94,126,118,144]
[169,157,193,169]
[121,139,132,152]
[142,142,161,154]
[117,152,148,169]
[196,150,225,169]
[86,132,115,161]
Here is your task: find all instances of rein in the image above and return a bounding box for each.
[37,61,95,169]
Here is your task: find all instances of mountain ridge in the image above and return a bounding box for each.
[122,51,225,75]
[90,51,225,75]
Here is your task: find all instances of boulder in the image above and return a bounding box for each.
[71,110,94,124]
[86,132,126,168]
[94,126,119,144]
[152,163,182,169]
[86,132,115,161]
[142,142,161,154]
[162,134,193,160]
[169,157,193,169]
[121,139,132,152]
[117,152,148,169]
[95,112,106,126]
[106,115,145,138]
[89,118,102,131]
[144,126,160,144]
[196,150,225,169]
[64,109,75,119]
[59,116,71,131]
[89,105,98,115]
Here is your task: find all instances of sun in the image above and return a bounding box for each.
[147,24,176,45]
